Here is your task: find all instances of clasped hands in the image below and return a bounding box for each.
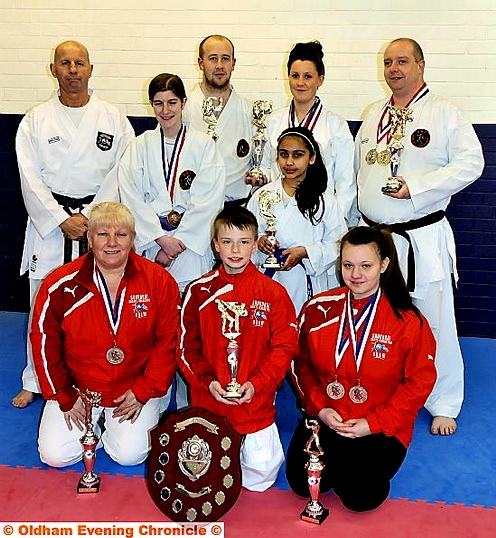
[257,235,307,271]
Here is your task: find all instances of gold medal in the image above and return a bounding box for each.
[377,149,391,165]
[365,149,378,165]
[106,346,125,365]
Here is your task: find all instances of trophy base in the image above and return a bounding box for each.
[77,476,101,494]
[300,507,329,525]
[262,261,283,269]
[381,182,402,194]
[223,390,243,399]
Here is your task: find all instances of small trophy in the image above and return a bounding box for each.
[75,387,102,494]
[202,96,223,141]
[301,419,329,525]
[381,105,413,194]
[246,100,273,184]
[258,189,283,269]
[216,300,248,398]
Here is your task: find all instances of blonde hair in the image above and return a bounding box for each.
[88,202,136,236]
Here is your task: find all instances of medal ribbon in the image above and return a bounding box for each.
[288,96,322,131]
[94,266,126,333]
[160,124,187,203]
[335,289,381,370]
[377,83,429,145]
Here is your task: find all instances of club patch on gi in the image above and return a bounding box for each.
[179,170,196,190]
[96,131,114,151]
[236,139,250,158]
[411,129,430,148]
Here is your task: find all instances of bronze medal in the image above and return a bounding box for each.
[326,379,345,400]
[106,346,124,365]
[349,383,368,404]
[179,170,196,190]
[411,128,430,148]
[166,210,182,229]
[365,149,378,165]
[377,149,391,165]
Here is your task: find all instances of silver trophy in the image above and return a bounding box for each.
[202,96,223,141]
[382,105,413,194]
[75,387,102,494]
[301,419,329,525]
[258,189,283,269]
[247,100,273,184]
[216,300,248,398]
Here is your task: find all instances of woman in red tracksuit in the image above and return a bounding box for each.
[287,225,437,512]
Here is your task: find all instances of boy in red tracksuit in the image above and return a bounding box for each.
[178,205,298,491]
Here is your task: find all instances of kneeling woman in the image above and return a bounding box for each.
[287,226,436,512]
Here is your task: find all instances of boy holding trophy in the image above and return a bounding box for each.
[178,205,298,491]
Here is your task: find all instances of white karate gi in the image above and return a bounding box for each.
[185,84,253,202]
[117,124,226,293]
[248,178,347,313]
[16,90,134,392]
[260,102,356,223]
[356,90,484,418]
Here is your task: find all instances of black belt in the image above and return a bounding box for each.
[53,192,95,264]
[224,196,250,209]
[361,210,445,292]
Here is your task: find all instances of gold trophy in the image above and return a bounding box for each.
[258,189,283,269]
[247,99,273,184]
[216,300,248,398]
[75,387,102,494]
[381,105,413,194]
[301,419,329,525]
[202,96,223,141]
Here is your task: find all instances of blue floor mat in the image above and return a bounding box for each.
[1,311,495,508]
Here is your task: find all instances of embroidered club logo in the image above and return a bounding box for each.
[179,170,196,190]
[96,131,114,151]
[133,302,148,318]
[411,128,430,148]
[236,139,250,158]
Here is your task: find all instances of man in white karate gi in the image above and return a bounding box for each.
[355,37,484,436]
[12,40,134,408]
[185,34,255,206]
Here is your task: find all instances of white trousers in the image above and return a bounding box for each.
[241,422,284,492]
[415,277,464,418]
[38,398,161,467]
[21,278,42,393]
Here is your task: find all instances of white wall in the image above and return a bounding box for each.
[1,0,495,122]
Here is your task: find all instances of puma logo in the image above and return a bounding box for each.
[317,305,331,318]
[63,286,78,297]
[200,286,212,294]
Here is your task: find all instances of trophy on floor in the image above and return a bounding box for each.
[247,100,273,184]
[216,300,248,398]
[258,189,283,269]
[301,419,329,525]
[75,387,102,494]
[382,105,413,194]
[202,96,223,141]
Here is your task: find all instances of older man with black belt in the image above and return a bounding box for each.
[12,40,134,408]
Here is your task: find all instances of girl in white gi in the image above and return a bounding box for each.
[248,127,347,313]
[259,41,356,224]
[118,73,225,410]
[118,73,225,293]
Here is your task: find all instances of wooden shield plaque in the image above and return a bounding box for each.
[147,406,243,522]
